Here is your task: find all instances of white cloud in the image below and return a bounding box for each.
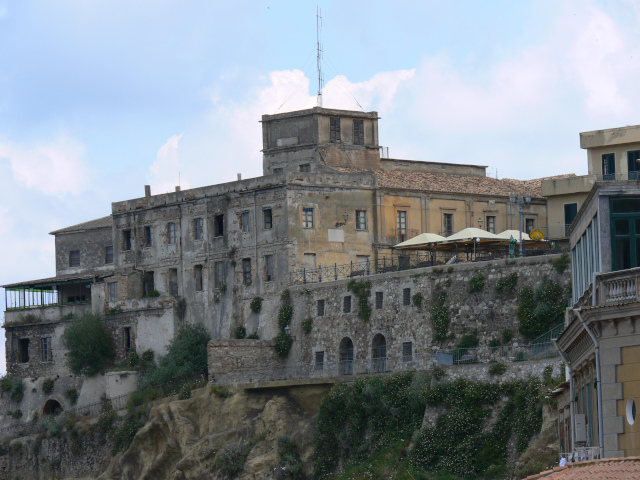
[147,134,189,194]
[0,135,88,195]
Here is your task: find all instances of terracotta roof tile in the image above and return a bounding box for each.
[524,456,640,479]
[331,167,574,199]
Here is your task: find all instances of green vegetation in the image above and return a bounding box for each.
[249,297,263,314]
[431,290,450,342]
[469,273,485,293]
[66,389,78,405]
[551,252,570,274]
[234,326,246,339]
[432,366,446,381]
[456,329,479,349]
[277,435,302,478]
[246,333,259,339]
[144,289,160,298]
[489,363,508,376]
[488,338,501,348]
[501,328,514,345]
[347,279,372,321]
[412,292,424,307]
[62,312,115,376]
[1,377,24,403]
[314,372,546,480]
[517,279,567,340]
[210,385,231,398]
[139,323,210,388]
[274,289,294,357]
[11,409,22,419]
[494,273,518,294]
[216,433,266,478]
[302,317,313,334]
[447,266,454,273]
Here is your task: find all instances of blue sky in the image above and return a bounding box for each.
[1,0,640,374]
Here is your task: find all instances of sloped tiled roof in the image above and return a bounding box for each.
[524,456,640,479]
[331,167,575,199]
[49,215,112,235]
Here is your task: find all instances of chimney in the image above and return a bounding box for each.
[237,173,242,181]
[144,185,151,198]
[175,186,181,192]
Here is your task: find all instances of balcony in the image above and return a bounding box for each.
[594,267,640,305]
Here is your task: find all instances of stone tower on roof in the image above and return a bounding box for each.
[261,107,380,175]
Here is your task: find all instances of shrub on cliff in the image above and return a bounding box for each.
[62,313,115,376]
[139,323,210,388]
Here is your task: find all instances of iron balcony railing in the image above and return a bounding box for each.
[289,249,568,285]
[559,446,600,463]
[437,342,559,365]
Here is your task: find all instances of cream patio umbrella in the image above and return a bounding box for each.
[393,233,446,249]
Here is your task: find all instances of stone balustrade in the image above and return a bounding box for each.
[596,267,640,305]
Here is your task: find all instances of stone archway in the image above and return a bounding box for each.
[42,399,64,416]
[339,337,354,375]
[371,334,387,373]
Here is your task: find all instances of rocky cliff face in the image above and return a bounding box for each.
[96,383,331,480]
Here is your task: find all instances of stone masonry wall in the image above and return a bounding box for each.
[208,339,284,384]
[287,254,570,370]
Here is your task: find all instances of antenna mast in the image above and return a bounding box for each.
[316,6,323,107]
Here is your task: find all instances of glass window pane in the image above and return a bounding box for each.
[612,198,640,213]
[616,238,631,270]
[616,219,630,235]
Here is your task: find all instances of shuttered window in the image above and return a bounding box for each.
[330,118,341,143]
[69,250,80,267]
[353,119,364,145]
[317,299,325,316]
[403,288,411,306]
[402,342,413,362]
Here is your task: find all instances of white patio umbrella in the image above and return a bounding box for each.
[394,233,446,249]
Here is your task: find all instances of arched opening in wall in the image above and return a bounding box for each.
[371,334,387,373]
[42,399,63,416]
[339,337,354,375]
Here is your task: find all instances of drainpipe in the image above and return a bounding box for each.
[574,308,604,459]
[554,340,576,452]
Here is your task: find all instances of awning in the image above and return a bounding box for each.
[394,233,446,249]
[442,227,500,243]
[2,274,94,290]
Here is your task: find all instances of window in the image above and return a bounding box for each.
[564,204,578,234]
[194,218,203,240]
[628,151,640,179]
[317,299,325,316]
[402,342,413,362]
[123,327,131,357]
[486,216,496,234]
[241,211,251,233]
[123,230,132,251]
[299,164,310,172]
[303,208,314,228]
[42,337,52,362]
[169,269,178,296]
[525,218,535,234]
[403,288,411,306]
[144,226,153,246]
[356,210,367,230]
[194,265,203,291]
[397,211,407,241]
[273,167,283,174]
[69,250,80,267]
[265,255,274,282]
[214,214,224,237]
[168,223,176,244]
[143,271,155,296]
[375,291,383,309]
[343,296,351,313]
[214,261,226,288]
[315,351,325,371]
[108,281,118,302]
[330,117,341,143]
[263,208,272,229]
[242,258,252,285]
[353,119,364,145]
[443,213,453,236]
[19,338,29,363]
[105,246,114,264]
[611,198,640,271]
[602,153,615,180]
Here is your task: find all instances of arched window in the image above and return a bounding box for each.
[339,337,354,375]
[371,334,387,373]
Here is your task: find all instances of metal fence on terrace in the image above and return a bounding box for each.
[290,248,567,285]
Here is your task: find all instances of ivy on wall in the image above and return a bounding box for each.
[430,290,450,342]
[517,279,567,340]
[274,289,294,357]
[347,280,372,321]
